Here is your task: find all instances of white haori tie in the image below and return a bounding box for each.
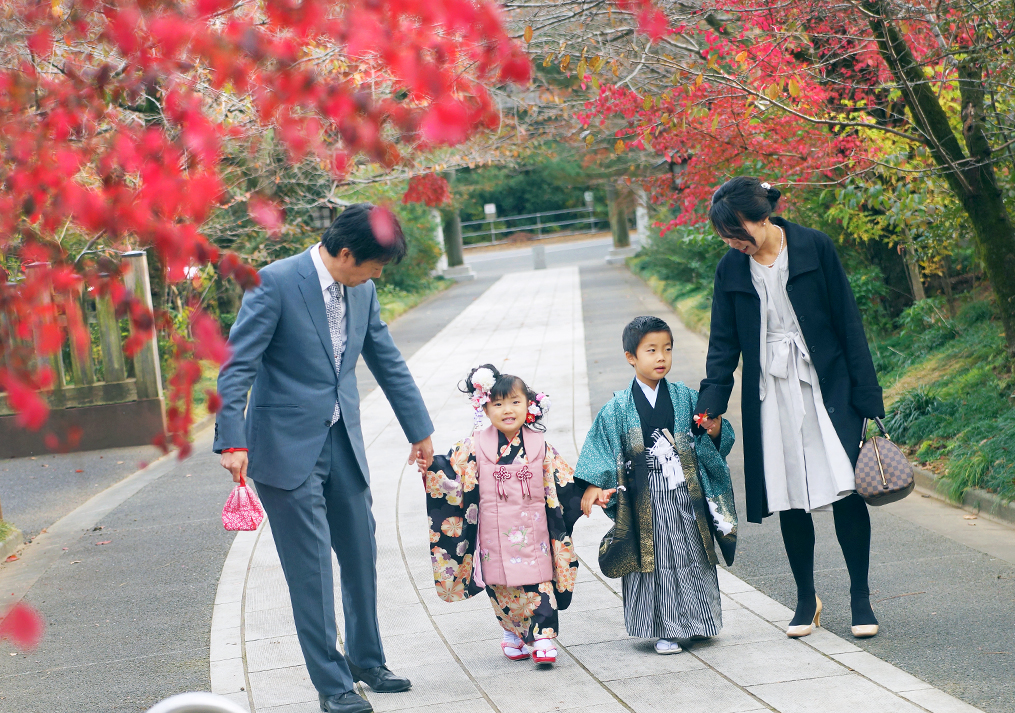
[648,432,684,490]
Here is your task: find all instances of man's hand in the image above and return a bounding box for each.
[580,485,617,517]
[221,450,249,484]
[409,436,434,472]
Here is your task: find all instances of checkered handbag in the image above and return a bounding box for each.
[855,418,915,506]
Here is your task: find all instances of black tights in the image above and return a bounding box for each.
[779,493,877,626]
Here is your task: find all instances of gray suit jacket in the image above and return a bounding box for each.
[213,247,434,490]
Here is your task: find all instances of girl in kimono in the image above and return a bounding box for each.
[422,364,582,666]
[575,316,737,655]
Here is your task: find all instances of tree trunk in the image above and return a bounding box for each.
[941,254,955,316]
[902,235,925,301]
[445,212,464,268]
[607,182,630,248]
[864,1,1015,357]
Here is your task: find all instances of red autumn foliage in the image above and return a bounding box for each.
[191,311,232,365]
[248,197,286,236]
[403,174,452,207]
[0,0,531,450]
[368,206,399,247]
[579,0,1001,233]
[205,390,224,415]
[0,602,45,651]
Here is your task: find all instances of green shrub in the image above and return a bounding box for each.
[957,299,993,325]
[896,297,958,351]
[848,265,893,336]
[373,201,442,293]
[884,386,943,443]
[635,223,726,291]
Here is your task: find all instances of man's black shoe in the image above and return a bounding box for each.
[347,663,412,693]
[319,691,372,713]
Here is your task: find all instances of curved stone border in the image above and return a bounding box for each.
[0,524,23,562]
[914,467,1015,527]
[209,525,263,712]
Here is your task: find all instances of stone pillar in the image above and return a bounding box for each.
[605,182,638,265]
[532,244,547,270]
[432,209,448,273]
[633,184,649,247]
[441,212,475,281]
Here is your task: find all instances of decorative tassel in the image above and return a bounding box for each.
[516,465,533,498]
[648,432,684,489]
[492,465,512,498]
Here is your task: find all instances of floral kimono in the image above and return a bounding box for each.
[425,426,582,642]
[574,379,738,640]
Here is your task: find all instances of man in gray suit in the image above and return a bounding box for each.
[215,204,434,713]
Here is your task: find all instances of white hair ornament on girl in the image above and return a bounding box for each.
[469,367,497,428]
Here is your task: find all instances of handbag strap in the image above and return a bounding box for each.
[860,417,892,448]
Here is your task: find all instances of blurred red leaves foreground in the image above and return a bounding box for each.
[0,0,532,453]
[0,602,45,651]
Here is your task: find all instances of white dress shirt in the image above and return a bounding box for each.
[310,242,346,306]
[312,243,347,425]
[637,378,660,408]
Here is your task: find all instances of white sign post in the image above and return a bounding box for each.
[484,203,497,243]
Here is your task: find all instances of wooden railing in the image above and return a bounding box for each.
[0,251,166,457]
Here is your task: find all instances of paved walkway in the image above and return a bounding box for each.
[210,267,982,713]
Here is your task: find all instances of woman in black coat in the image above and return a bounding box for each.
[693,177,885,639]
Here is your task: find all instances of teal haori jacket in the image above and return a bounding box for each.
[574,379,738,570]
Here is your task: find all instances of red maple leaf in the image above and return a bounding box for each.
[0,603,45,651]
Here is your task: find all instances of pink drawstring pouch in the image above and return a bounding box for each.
[222,477,265,531]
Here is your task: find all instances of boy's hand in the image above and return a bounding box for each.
[705,419,722,438]
[697,412,723,438]
[581,485,617,517]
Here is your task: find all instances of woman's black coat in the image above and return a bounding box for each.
[693,218,885,524]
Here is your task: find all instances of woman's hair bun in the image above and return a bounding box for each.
[765,185,781,210]
[708,176,778,244]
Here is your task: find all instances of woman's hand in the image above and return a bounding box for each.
[581,485,617,517]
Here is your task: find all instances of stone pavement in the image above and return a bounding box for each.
[209,267,982,713]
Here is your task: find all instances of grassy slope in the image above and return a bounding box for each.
[631,259,1015,503]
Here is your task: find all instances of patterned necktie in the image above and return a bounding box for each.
[326,282,346,424]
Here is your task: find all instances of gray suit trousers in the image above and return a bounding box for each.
[255,420,383,695]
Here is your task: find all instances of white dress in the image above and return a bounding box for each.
[750,248,855,512]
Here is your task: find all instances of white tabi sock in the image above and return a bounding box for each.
[502,630,529,655]
[533,637,557,654]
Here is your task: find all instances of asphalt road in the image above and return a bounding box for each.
[1,237,1011,712]
[1,445,162,542]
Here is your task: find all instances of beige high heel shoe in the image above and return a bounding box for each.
[851,624,879,638]
[786,595,822,638]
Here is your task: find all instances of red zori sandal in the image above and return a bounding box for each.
[531,638,557,665]
[500,632,531,661]
[501,641,531,661]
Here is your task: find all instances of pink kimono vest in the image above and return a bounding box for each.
[474,425,554,587]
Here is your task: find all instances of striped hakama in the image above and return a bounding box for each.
[621,457,722,640]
